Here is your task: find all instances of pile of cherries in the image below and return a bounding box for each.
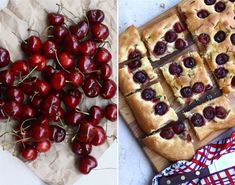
[0,7,117,175]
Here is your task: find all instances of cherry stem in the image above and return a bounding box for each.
[43,25,54,36]
[0,131,19,138]
[27,28,40,37]
[20,118,36,134]
[57,3,78,19]
[98,41,111,49]
[54,50,70,73]
[75,108,89,115]
[47,35,54,38]
[30,92,39,102]
[16,66,38,86]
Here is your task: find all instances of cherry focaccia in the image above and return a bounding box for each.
[184,95,235,141]
[141,14,188,62]
[126,82,178,134]
[119,25,147,63]
[161,51,213,104]
[143,121,195,161]
[119,56,158,96]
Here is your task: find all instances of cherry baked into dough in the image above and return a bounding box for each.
[161,51,213,104]
[184,95,235,141]
[126,82,178,134]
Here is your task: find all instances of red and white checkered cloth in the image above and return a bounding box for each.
[152,131,235,185]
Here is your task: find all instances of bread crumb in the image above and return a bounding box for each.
[160,3,165,9]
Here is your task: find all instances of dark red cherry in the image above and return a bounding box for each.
[172,122,185,134]
[42,65,58,79]
[77,122,95,143]
[99,63,112,80]
[180,86,193,98]
[52,25,69,44]
[197,10,210,18]
[215,106,227,119]
[175,38,187,49]
[35,79,50,95]
[203,106,215,120]
[63,89,82,109]
[0,47,10,68]
[216,53,229,65]
[3,101,22,120]
[64,111,83,125]
[36,116,49,125]
[6,87,24,104]
[31,94,43,109]
[21,36,41,54]
[101,79,117,99]
[82,77,100,98]
[214,31,226,43]
[204,0,216,5]
[50,72,66,91]
[198,33,210,45]
[154,102,168,115]
[154,41,167,56]
[0,70,14,86]
[64,35,80,54]
[141,88,156,101]
[79,40,96,56]
[160,127,174,139]
[28,54,47,71]
[191,113,205,127]
[169,63,182,76]
[230,33,235,45]
[21,147,38,161]
[68,70,83,87]
[128,50,142,60]
[30,124,50,142]
[183,57,196,68]
[41,94,61,117]
[72,141,92,156]
[164,30,177,43]
[50,106,65,122]
[47,13,64,26]
[89,106,104,125]
[192,82,205,93]
[127,59,142,71]
[70,20,89,39]
[133,71,148,84]
[11,60,29,76]
[91,23,109,42]
[92,126,107,146]
[20,77,37,95]
[95,48,112,63]
[57,52,74,69]
[214,67,228,79]
[104,103,117,122]
[41,40,57,59]
[86,9,105,23]
[78,155,97,174]
[77,55,97,74]
[22,104,36,119]
[214,2,226,12]
[174,22,185,33]
[49,125,66,143]
[231,76,235,87]
[35,140,51,153]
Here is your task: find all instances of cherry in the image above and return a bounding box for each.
[180,86,193,98]
[3,101,22,120]
[10,60,29,76]
[128,50,142,60]
[72,141,92,156]
[42,65,58,79]
[231,76,235,87]
[197,10,210,18]
[154,102,169,115]
[95,48,112,63]
[215,106,227,119]
[214,2,226,12]
[127,59,142,71]
[20,77,37,95]
[191,113,205,127]
[198,33,210,45]
[230,34,235,45]
[76,121,95,143]
[216,53,229,65]
[192,82,205,93]
[6,87,24,104]
[82,77,100,98]
[49,125,66,143]
[68,70,83,88]
[64,111,83,125]
[205,84,213,91]
[160,127,174,139]
[41,40,57,59]
[133,71,148,84]
[50,72,66,91]
[70,20,89,39]
[35,140,51,153]
[28,54,47,71]
[86,9,105,23]
[52,25,69,44]
[64,35,80,54]
[78,155,97,174]
[175,38,187,49]
[22,104,36,119]
[31,94,43,109]
[172,122,185,134]
[104,103,117,122]
[164,30,177,43]
[30,123,50,142]
[99,63,112,80]
[204,0,216,5]
[36,116,49,125]
[63,89,82,109]
[214,67,228,79]
[0,70,14,86]
[21,146,38,161]
[41,94,61,117]
[154,41,167,56]
[214,31,226,43]
[77,55,97,74]
[89,106,104,125]
[57,52,74,69]
[101,79,117,99]
[47,13,64,26]
[169,63,182,76]
[0,47,10,68]
[141,88,156,101]
[79,40,97,56]
[174,22,185,33]
[91,23,109,42]
[35,79,50,95]
[50,106,65,122]
[203,106,215,120]
[21,36,41,54]
[92,126,107,146]
[183,57,196,68]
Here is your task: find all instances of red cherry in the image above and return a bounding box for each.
[79,40,97,56]
[64,111,84,125]
[63,89,82,109]
[0,47,10,68]
[3,101,22,120]
[49,125,66,143]
[64,35,80,54]
[0,70,14,86]
[42,65,58,79]
[36,116,49,125]
[78,155,97,174]
[28,54,47,71]
[10,60,29,76]
[76,121,95,143]
[160,127,175,139]
[31,94,43,109]
[21,36,41,54]
[91,23,109,42]
[6,87,24,104]
[47,13,64,26]
[69,21,89,39]
[104,103,117,122]
[99,63,112,80]
[101,79,117,99]
[35,79,50,95]
[21,146,38,161]
[41,94,61,117]
[94,48,112,63]
[52,25,69,44]
[86,9,105,23]
[77,55,97,74]
[72,141,92,156]
[50,106,65,122]
[50,72,66,91]
[30,123,50,142]
[35,140,51,153]
[68,70,83,87]
[89,106,104,125]
[57,52,74,69]
[91,126,107,146]
[41,40,57,59]
[82,77,101,98]
[22,104,36,119]
[20,77,37,95]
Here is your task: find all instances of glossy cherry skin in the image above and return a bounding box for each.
[35,79,50,95]
[77,55,97,74]
[36,116,49,125]
[72,141,92,156]
[49,125,66,143]
[0,47,10,68]
[78,155,97,174]
[57,52,74,69]
[104,103,117,122]
[41,40,57,59]
[20,77,37,95]
[50,72,66,91]
[47,13,64,26]
[0,70,14,86]
[86,9,105,23]
[63,89,82,109]
[28,54,47,71]
[98,63,112,80]
[31,94,43,109]
[79,40,97,56]
[52,25,69,44]
[42,65,58,79]
[6,87,24,104]
[30,123,50,142]
[91,126,107,146]
[76,121,95,143]
[101,79,117,99]
[64,35,80,54]
[64,111,84,125]
[3,101,22,120]
[22,104,36,119]
[21,146,38,161]
[21,36,41,54]
[41,94,61,117]
[35,140,51,153]
[82,77,101,98]
[94,48,112,63]
[70,20,89,39]
[91,23,109,42]
[68,70,83,88]
[50,106,65,122]
[89,106,104,125]
[10,60,29,76]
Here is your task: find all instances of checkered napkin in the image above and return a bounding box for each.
[152,131,235,185]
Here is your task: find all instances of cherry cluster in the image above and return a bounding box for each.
[0,8,117,175]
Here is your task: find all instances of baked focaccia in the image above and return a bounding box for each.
[161,51,213,104]
[142,121,195,161]
[141,14,188,62]
[119,25,147,63]
[126,82,178,134]
[184,95,235,141]
[119,56,158,96]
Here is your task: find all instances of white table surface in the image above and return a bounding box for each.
[118,0,235,185]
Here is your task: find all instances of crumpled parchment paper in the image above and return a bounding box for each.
[0,0,117,185]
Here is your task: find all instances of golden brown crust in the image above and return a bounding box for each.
[161,51,212,104]
[119,25,147,63]
[126,82,178,134]
[184,95,235,140]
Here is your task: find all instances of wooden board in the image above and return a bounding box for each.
[119,2,232,172]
